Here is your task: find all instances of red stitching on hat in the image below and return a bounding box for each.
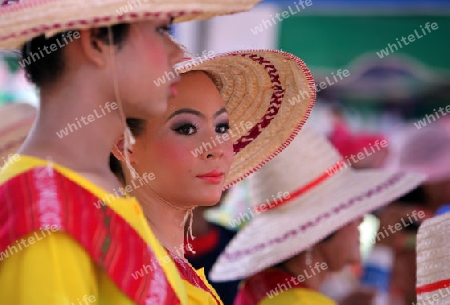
[223,50,316,190]
[417,279,450,295]
[254,159,345,213]
[232,54,284,154]
[0,10,203,44]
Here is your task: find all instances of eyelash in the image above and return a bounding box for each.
[216,123,230,134]
[157,24,172,36]
[172,122,230,136]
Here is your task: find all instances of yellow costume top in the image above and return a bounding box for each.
[0,156,188,305]
[234,268,336,305]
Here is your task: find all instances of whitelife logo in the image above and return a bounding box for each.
[266,263,328,299]
[19,31,80,68]
[376,22,439,59]
[56,102,118,139]
[250,0,313,35]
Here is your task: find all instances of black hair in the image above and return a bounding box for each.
[109,118,146,184]
[21,24,130,88]
[394,186,427,207]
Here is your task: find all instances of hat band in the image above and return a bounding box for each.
[253,159,345,213]
[233,53,284,154]
[417,279,450,295]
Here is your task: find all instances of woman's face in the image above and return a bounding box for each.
[317,218,363,271]
[115,19,183,119]
[129,71,234,208]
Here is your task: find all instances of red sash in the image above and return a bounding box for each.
[0,166,180,305]
[170,253,222,305]
[234,269,306,305]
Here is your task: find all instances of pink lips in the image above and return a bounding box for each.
[197,170,224,184]
[169,75,180,98]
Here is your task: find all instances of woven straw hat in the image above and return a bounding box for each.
[0,102,36,161]
[0,0,260,50]
[416,213,450,304]
[209,128,425,282]
[175,50,316,189]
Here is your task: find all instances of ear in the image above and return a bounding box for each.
[111,135,134,162]
[78,28,109,68]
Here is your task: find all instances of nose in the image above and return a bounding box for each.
[166,34,184,67]
[200,145,225,160]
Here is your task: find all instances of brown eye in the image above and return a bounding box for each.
[216,122,230,134]
[173,123,197,135]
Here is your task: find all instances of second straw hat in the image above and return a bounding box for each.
[210,127,425,281]
[176,49,316,189]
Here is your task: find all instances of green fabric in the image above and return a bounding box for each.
[278,15,450,73]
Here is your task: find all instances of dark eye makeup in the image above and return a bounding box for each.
[171,120,230,136]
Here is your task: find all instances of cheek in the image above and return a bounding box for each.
[122,33,168,81]
[153,139,194,172]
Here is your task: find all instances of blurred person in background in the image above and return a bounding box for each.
[209,128,424,305]
[366,186,432,305]
[328,106,390,169]
[392,124,450,213]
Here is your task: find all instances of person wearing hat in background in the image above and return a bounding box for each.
[328,107,390,169]
[209,128,425,305]
[392,124,450,214]
[109,50,316,304]
[415,211,450,305]
[0,1,260,304]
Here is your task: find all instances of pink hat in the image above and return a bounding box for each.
[392,125,450,183]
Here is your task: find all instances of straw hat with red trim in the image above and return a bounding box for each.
[416,212,450,304]
[0,102,36,162]
[0,0,261,50]
[209,127,425,282]
[175,50,316,189]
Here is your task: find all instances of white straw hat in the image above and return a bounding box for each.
[176,50,316,189]
[0,0,261,50]
[416,212,450,304]
[210,127,425,282]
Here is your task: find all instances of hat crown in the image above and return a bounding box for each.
[249,128,347,208]
[399,125,450,167]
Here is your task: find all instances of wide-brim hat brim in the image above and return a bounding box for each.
[0,0,260,50]
[416,213,450,304]
[0,103,36,161]
[176,50,316,189]
[210,169,424,282]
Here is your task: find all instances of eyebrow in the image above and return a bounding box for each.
[166,107,228,121]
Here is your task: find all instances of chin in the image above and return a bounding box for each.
[193,192,223,207]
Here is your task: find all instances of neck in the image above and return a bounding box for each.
[282,250,329,290]
[133,186,189,258]
[192,207,212,236]
[19,81,125,192]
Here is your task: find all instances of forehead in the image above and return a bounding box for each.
[167,71,225,114]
